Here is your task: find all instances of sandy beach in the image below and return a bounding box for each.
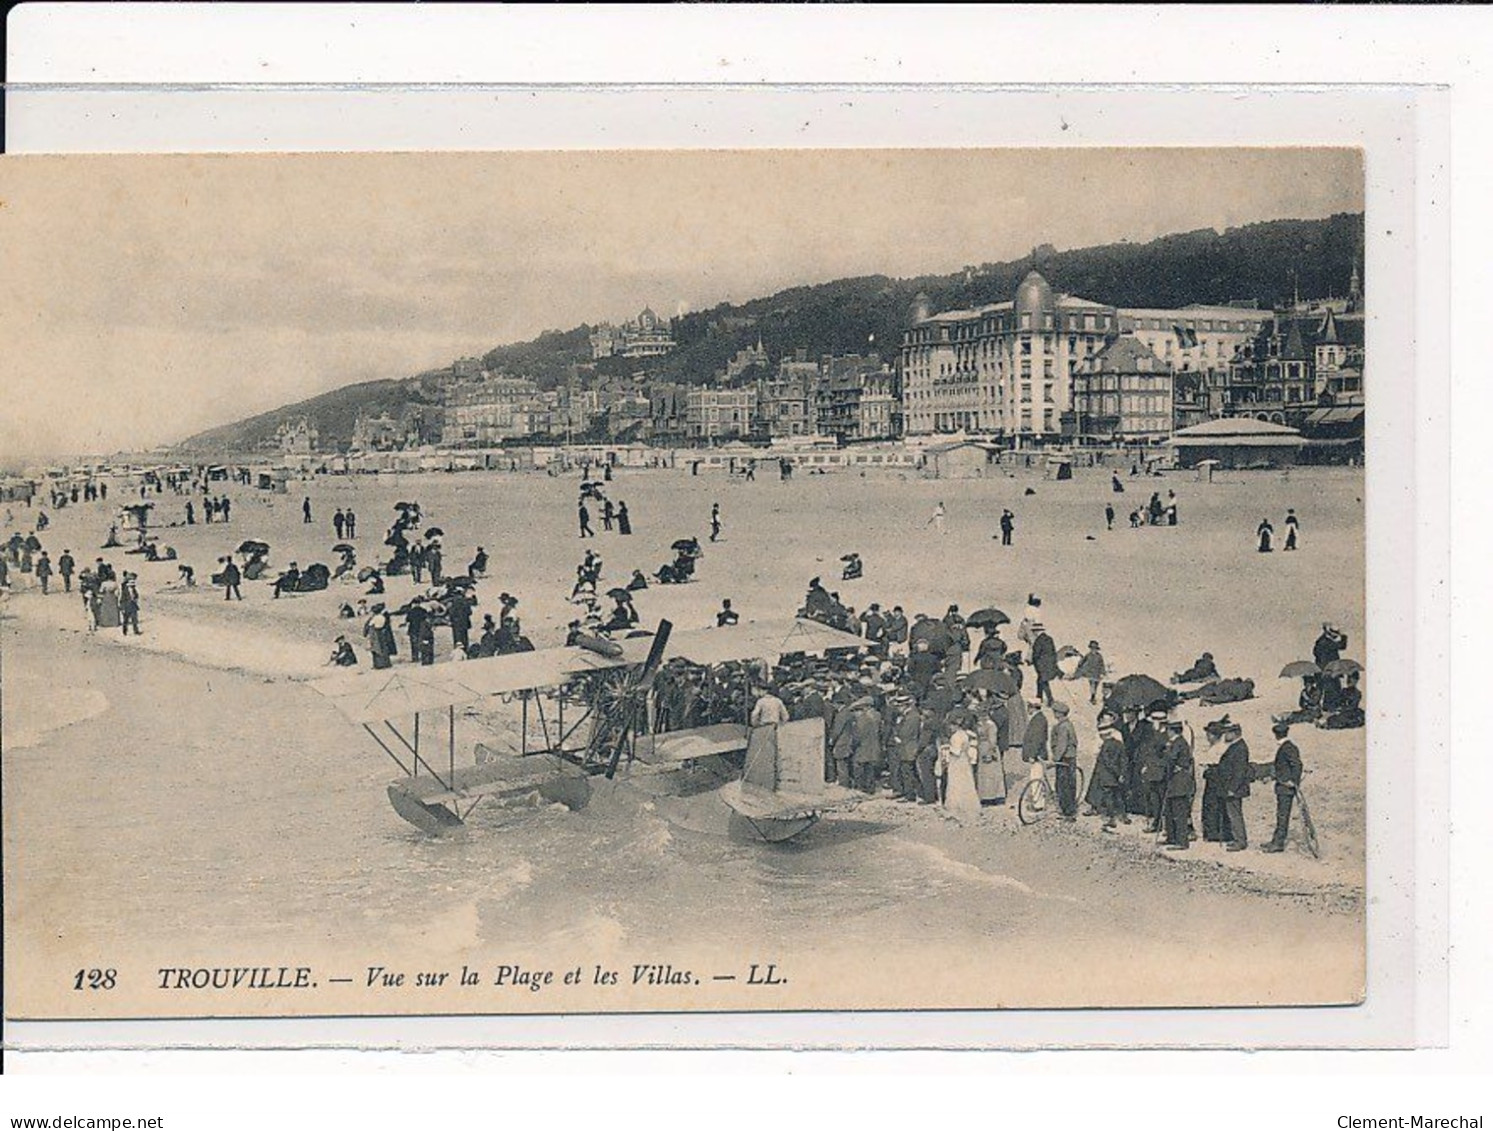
[1,460,1366,1015]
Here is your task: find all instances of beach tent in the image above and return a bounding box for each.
[925,441,997,480]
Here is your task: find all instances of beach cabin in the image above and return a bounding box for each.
[925,440,996,480]
[1168,418,1305,470]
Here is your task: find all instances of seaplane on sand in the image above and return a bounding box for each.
[309,617,867,842]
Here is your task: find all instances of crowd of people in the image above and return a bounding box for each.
[702,584,1356,856]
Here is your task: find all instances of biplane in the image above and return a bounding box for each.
[310,617,868,841]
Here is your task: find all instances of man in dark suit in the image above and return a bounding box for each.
[1262,722,1303,853]
[1028,623,1060,707]
[1215,720,1252,851]
[1161,719,1196,850]
[1094,713,1127,832]
[1137,704,1171,833]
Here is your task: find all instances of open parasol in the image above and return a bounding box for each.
[1104,674,1174,712]
[356,566,381,582]
[606,587,633,601]
[1056,644,1083,661]
[237,540,270,556]
[672,538,700,552]
[424,527,444,539]
[1324,658,1362,677]
[394,501,419,511]
[332,542,355,554]
[965,607,1011,629]
[1279,660,1321,679]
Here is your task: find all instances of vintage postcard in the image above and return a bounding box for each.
[1,148,1368,1023]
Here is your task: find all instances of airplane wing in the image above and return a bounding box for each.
[309,619,864,725]
[308,644,632,723]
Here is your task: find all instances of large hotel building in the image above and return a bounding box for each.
[899,270,1272,438]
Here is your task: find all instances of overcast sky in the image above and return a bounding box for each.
[0,149,1362,464]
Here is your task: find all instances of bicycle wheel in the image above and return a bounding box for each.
[1017,777,1052,826]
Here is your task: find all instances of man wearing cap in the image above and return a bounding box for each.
[850,696,885,794]
[884,605,909,657]
[1137,704,1173,833]
[1262,722,1303,853]
[859,603,888,655]
[1162,720,1196,849]
[1093,713,1127,831]
[886,693,921,800]
[1049,701,1079,819]
[1215,720,1252,851]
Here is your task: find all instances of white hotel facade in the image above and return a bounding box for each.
[899,270,1271,438]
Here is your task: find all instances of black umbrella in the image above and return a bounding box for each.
[839,553,860,562]
[1104,674,1174,712]
[395,501,418,511]
[672,538,700,551]
[1324,659,1363,677]
[237,540,269,555]
[332,542,355,554]
[606,587,633,601]
[965,607,1011,629]
[1279,660,1321,679]
[424,527,444,539]
[357,566,380,582]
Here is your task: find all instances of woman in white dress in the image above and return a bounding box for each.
[940,715,982,821]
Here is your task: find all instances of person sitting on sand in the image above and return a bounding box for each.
[469,547,489,578]
[841,553,863,582]
[626,568,649,591]
[1321,671,1365,730]
[716,599,740,628]
[1273,675,1324,726]
[273,562,301,599]
[328,635,358,667]
[1172,652,1219,684]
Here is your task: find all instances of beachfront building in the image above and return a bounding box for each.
[440,376,543,446]
[1119,306,1272,388]
[1168,417,1305,470]
[1223,308,1364,426]
[899,271,1273,441]
[275,416,319,455]
[816,354,898,442]
[589,306,677,360]
[756,353,821,440]
[649,382,690,446]
[352,411,408,452]
[686,387,758,443]
[1063,334,1175,445]
[900,272,1119,439]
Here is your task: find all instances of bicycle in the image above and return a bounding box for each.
[1017,758,1085,826]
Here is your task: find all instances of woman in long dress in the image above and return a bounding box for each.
[940,716,982,821]
[975,700,1008,805]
